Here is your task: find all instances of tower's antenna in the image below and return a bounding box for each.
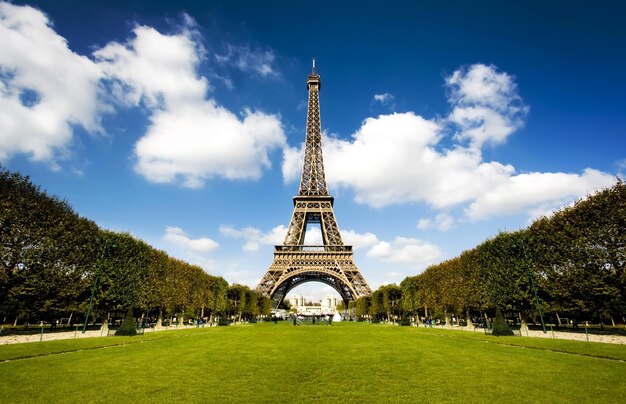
[312,57,316,74]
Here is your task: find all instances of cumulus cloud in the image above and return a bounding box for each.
[219,224,287,252]
[221,224,381,254]
[0,4,285,185]
[366,237,442,267]
[0,2,105,166]
[341,229,379,250]
[464,168,613,220]
[162,226,219,252]
[94,22,286,187]
[282,63,615,222]
[94,24,207,109]
[446,64,528,148]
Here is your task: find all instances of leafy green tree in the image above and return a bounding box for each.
[94,231,152,319]
[369,289,385,321]
[476,230,534,319]
[227,284,248,322]
[355,296,371,319]
[382,284,402,322]
[0,168,99,324]
[529,181,625,324]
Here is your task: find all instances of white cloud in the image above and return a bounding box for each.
[341,229,379,250]
[94,22,286,187]
[446,64,528,148]
[373,93,395,109]
[220,224,287,252]
[0,2,105,166]
[465,168,614,220]
[282,63,615,222]
[366,236,442,267]
[221,224,380,253]
[162,226,219,253]
[94,24,207,109]
[215,44,277,77]
[417,213,454,231]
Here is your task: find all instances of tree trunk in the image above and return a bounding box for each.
[424,306,429,319]
[520,320,529,336]
[179,312,185,327]
[100,313,109,333]
[67,312,73,327]
[556,312,562,326]
[200,305,205,319]
[155,309,163,329]
[13,317,18,327]
[611,317,615,327]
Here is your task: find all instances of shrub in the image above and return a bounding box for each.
[492,308,514,336]
[115,309,137,336]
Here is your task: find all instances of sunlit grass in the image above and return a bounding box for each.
[1,322,624,403]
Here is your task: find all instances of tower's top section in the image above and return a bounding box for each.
[299,60,328,196]
[307,58,321,91]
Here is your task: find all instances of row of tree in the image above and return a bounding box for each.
[0,167,271,327]
[356,180,625,326]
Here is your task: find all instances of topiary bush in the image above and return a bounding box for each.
[218,314,229,326]
[492,307,514,336]
[400,314,411,326]
[115,308,138,336]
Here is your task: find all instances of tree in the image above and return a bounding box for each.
[94,231,152,320]
[227,284,248,322]
[476,230,534,319]
[0,168,100,325]
[355,296,371,319]
[529,181,625,325]
[382,284,402,322]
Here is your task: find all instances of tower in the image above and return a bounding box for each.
[257,61,372,306]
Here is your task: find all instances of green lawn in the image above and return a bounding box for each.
[1,322,624,403]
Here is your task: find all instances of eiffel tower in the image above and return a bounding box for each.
[257,60,372,307]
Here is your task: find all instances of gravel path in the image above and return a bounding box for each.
[1,324,625,345]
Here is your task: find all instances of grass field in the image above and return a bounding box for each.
[1,322,625,403]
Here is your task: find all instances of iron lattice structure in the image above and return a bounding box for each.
[257,62,372,307]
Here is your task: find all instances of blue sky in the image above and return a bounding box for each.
[2,1,625,301]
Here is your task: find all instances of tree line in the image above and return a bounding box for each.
[356,180,625,327]
[0,167,271,328]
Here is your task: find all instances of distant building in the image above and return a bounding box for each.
[288,294,338,315]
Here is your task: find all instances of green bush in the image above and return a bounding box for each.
[218,315,229,326]
[492,308,514,336]
[115,309,137,336]
[400,314,411,326]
